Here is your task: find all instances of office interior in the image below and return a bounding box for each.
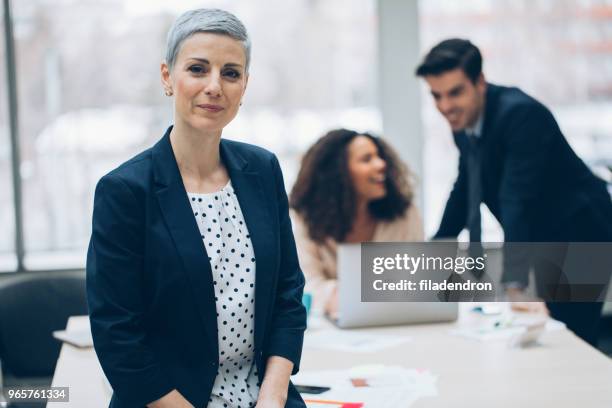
[1,1,611,407]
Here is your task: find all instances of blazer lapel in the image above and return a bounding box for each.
[220,140,276,352]
[152,128,218,356]
[477,84,501,193]
[480,83,501,144]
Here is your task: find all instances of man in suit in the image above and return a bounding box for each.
[415,38,612,345]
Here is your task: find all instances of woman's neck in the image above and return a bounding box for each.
[170,121,229,193]
[344,199,377,243]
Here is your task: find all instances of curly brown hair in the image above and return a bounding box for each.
[289,128,414,243]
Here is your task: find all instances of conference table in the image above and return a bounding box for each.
[49,304,612,407]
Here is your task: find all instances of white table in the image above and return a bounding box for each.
[50,305,612,407]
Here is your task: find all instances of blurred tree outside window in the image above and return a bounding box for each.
[10,0,379,269]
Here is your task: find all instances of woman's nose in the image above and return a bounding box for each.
[204,72,222,97]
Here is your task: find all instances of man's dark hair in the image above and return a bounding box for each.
[415,38,482,83]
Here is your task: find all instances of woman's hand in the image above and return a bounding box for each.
[324,286,339,320]
[255,393,286,408]
[256,356,293,408]
[147,390,194,408]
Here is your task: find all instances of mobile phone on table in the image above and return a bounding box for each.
[294,384,331,394]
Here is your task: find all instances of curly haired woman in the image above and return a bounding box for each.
[290,128,424,318]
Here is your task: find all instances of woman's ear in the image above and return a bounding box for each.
[242,73,250,97]
[161,61,173,96]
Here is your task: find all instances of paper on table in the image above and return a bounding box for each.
[304,330,410,353]
[53,329,94,348]
[451,315,565,342]
[294,365,437,408]
[514,315,565,332]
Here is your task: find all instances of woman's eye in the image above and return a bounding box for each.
[223,69,241,79]
[189,65,206,74]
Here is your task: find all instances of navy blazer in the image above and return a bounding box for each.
[86,127,307,408]
[434,83,612,285]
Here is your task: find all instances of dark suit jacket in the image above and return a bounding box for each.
[434,83,612,286]
[86,127,307,408]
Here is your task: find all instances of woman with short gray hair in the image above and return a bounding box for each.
[87,8,307,408]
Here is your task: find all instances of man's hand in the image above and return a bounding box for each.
[506,287,549,315]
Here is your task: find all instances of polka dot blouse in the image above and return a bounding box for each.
[188,180,260,408]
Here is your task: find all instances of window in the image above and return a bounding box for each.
[0,5,17,272]
[11,0,379,269]
[419,0,612,239]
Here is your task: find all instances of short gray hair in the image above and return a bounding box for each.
[165,8,251,72]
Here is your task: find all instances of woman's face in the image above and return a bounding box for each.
[161,32,248,134]
[347,135,387,202]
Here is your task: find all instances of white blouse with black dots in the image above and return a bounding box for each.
[187,180,260,408]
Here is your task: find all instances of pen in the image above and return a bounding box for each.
[493,316,515,329]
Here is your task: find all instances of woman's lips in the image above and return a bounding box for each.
[197,104,224,112]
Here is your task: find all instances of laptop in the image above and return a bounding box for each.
[333,244,458,329]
